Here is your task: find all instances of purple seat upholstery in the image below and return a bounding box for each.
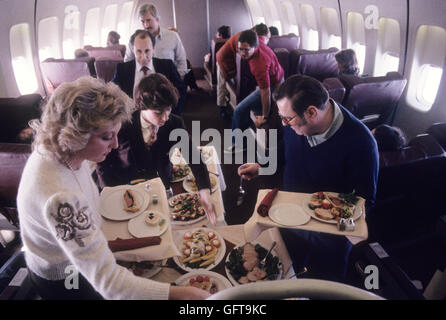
[94,57,122,83]
[0,94,42,143]
[322,78,346,104]
[339,72,407,129]
[268,34,300,52]
[41,57,96,92]
[84,46,124,60]
[204,38,227,87]
[378,134,445,197]
[370,133,446,244]
[289,47,339,81]
[273,48,290,79]
[426,123,446,150]
[0,143,31,207]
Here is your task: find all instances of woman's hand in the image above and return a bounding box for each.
[238,163,261,181]
[169,285,211,300]
[199,188,217,225]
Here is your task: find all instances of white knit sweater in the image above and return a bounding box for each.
[17,150,170,300]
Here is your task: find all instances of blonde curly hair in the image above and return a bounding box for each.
[31,76,134,162]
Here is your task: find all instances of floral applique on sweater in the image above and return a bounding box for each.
[50,201,95,247]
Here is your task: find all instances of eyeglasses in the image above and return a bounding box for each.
[278,114,297,126]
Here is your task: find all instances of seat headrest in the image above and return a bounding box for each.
[268,35,300,52]
[41,58,96,89]
[290,47,339,81]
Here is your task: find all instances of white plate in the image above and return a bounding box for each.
[225,241,283,286]
[174,270,232,294]
[303,193,363,224]
[118,259,167,279]
[168,192,207,226]
[127,210,169,238]
[172,227,226,272]
[100,186,150,221]
[183,175,218,194]
[269,203,310,226]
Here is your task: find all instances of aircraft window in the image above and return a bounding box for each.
[84,8,101,46]
[407,25,446,112]
[117,1,135,45]
[62,5,81,59]
[347,12,366,73]
[300,4,319,50]
[417,64,443,107]
[320,7,341,50]
[101,4,118,47]
[38,17,61,62]
[280,1,299,35]
[374,18,401,76]
[246,0,265,26]
[10,23,38,95]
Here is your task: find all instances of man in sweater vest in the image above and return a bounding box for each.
[238,75,379,281]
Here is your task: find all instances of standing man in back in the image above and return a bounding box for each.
[124,3,188,79]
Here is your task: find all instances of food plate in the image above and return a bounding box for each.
[303,192,363,224]
[172,227,226,272]
[117,259,167,279]
[269,203,310,226]
[225,241,283,286]
[100,186,150,221]
[174,270,232,294]
[168,192,207,225]
[171,164,191,183]
[183,174,218,194]
[127,210,168,238]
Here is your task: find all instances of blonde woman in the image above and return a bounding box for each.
[17,77,210,300]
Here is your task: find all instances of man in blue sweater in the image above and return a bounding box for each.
[239,75,379,281]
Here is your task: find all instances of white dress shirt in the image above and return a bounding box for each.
[134,59,154,96]
[125,28,188,76]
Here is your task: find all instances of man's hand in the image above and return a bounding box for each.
[199,188,217,225]
[238,163,261,181]
[254,115,267,128]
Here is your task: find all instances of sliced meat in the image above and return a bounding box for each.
[314,208,335,220]
[243,257,259,271]
[247,267,267,282]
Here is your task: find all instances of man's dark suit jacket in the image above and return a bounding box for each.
[112,58,186,114]
[95,110,210,191]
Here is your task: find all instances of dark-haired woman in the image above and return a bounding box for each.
[96,73,216,224]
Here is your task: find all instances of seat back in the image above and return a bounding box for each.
[0,94,42,144]
[0,143,31,208]
[273,48,290,79]
[289,47,339,81]
[378,133,446,199]
[268,34,300,52]
[94,57,122,83]
[426,123,446,150]
[322,78,346,104]
[340,72,407,129]
[84,46,124,59]
[41,57,96,92]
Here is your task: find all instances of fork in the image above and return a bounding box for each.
[236,175,246,206]
[259,241,277,269]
